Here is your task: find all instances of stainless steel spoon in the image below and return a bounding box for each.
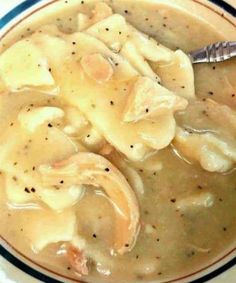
[189,41,236,64]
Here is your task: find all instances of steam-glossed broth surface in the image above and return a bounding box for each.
[0,1,235,282]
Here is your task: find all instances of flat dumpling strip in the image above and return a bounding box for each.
[123,77,188,122]
[25,209,76,252]
[174,127,236,172]
[4,171,84,211]
[151,50,195,99]
[59,74,154,161]
[65,32,139,81]
[121,41,160,83]
[77,2,113,31]
[85,13,173,63]
[138,114,176,150]
[18,106,64,133]
[5,174,36,205]
[0,40,54,90]
[30,29,138,82]
[85,14,130,52]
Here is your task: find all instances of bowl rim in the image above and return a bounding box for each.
[0,0,235,283]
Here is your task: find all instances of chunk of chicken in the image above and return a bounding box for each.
[67,246,89,275]
[174,128,236,172]
[123,77,188,122]
[0,40,54,90]
[18,106,64,133]
[81,53,114,83]
[176,192,215,211]
[38,152,140,254]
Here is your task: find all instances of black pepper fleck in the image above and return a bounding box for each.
[105,168,110,172]
[24,187,30,193]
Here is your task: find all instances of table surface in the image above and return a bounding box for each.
[0,0,235,282]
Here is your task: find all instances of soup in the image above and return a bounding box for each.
[0,0,235,282]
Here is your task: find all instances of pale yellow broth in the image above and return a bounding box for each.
[0,1,236,283]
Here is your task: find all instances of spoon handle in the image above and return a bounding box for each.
[189,41,236,64]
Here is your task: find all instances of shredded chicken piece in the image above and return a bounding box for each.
[67,245,89,275]
[38,152,140,254]
[81,53,114,83]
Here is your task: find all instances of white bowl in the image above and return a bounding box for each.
[0,1,235,282]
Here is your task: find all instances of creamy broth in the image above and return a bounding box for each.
[0,1,236,283]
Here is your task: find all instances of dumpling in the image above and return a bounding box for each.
[18,106,64,133]
[121,41,160,82]
[138,114,176,150]
[5,174,36,205]
[0,40,54,90]
[123,76,188,122]
[176,192,215,211]
[152,50,195,99]
[174,127,236,172]
[64,32,138,81]
[77,2,113,31]
[26,209,76,252]
[38,185,84,211]
[85,14,130,52]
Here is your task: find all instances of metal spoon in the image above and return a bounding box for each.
[189,41,236,64]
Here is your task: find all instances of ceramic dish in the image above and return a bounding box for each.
[0,0,235,283]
